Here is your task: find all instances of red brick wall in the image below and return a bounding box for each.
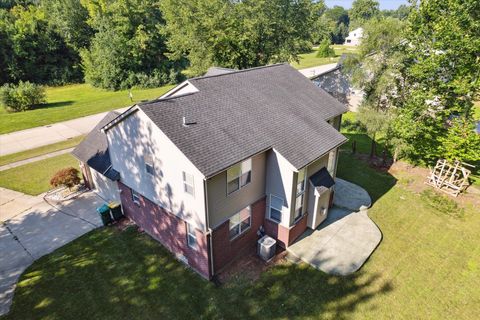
[211,197,266,272]
[264,213,308,248]
[118,182,211,279]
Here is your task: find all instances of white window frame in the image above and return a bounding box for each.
[226,158,252,195]
[229,206,251,240]
[144,155,154,176]
[269,194,283,223]
[186,223,197,249]
[131,189,140,205]
[182,172,195,196]
[294,168,306,221]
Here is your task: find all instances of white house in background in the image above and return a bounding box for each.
[344,27,363,46]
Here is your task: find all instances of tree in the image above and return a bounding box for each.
[382,4,410,20]
[0,5,82,85]
[321,5,350,44]
[50,167,81,190]
[316,39,335,58]
[41,0,93,51]
[350,0,380,28]
[80,0,184,90]
[439,118,480,163]
[161,0,316,76]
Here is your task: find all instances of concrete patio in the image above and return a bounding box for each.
[287,178,381,276]
[0,191,104,316]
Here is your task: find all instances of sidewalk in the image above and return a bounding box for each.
[0,65,338,157]
[0,148,75,171]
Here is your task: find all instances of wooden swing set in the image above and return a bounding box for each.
[426,159,474,197]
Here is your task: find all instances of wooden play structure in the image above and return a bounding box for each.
[426,159,473,197]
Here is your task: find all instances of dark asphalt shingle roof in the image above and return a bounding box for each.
[71,111,120,176]
[139,64,347,177]
[309,167,335,189]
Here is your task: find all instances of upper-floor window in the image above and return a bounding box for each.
[226,158,252,195]
[229,206,251,239]
[182,172,195,196]
[144,155,154,175]
[186,223,197,249]
[294,168,306,220]
[269,194,283,223]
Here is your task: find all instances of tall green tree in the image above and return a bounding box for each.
[1,4,82,85]
[80,0,184,90]
[161,0,315,75]
[320,5,349,44]
[350,0,380,28]
[41,0,93,51]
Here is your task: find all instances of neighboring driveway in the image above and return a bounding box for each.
[297,63,338,79]
[0,191,104,316]
[288,178,381,276]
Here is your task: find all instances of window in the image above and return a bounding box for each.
[144,155,154,175]
[229,206,251,239]
[186,223,197,249]
[227,158,252,195]
[131,189,140,205]
[269,195,283,223]
[294,169,306,220]
[182,172,195,196]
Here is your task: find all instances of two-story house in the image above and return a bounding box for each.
[73,64,347,279]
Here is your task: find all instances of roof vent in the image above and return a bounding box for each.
[182,116,197,127]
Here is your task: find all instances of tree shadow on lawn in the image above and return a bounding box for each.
[337,150,397,204]
[5,227,394,320]
[36,101,74,110]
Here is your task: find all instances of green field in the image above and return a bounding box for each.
[0,136,84,167]
[0,84,174,134]
[0,153,79,195]
[292,45,359,69]
[3,153,479,319]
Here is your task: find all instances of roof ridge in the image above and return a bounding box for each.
[189,63,288,81]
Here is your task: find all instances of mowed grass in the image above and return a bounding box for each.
[0,153,79,195]
[0,135,84,167]
[292,45,359,69]
[0,84,174,134]
[3,154,479,319]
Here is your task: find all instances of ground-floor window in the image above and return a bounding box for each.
[186,223,197,249]
[229,206,251,239]
[269,194,283,223]
[131,189,141,205]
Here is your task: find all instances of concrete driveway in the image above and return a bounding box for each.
[0,191,104,316]
[288,178,381,275]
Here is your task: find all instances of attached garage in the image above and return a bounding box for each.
[72,111,121,202]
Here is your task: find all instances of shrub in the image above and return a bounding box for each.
[50,167,81,190]
[316,39,335,58]
[0,81,46,112]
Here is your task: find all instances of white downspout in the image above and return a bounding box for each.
[203,178,215,278]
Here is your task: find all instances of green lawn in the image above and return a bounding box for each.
[0,135,84,167]
[0,84,174,134]
[0,153,79,195]
[292,45,359,70]
[3,153,479,319]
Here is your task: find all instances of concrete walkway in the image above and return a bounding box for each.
[297,63,338,79]
[0,148,75,171]
[287,178,381,276]
[0,191,104,316]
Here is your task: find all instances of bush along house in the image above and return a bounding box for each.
[73,64,347,279]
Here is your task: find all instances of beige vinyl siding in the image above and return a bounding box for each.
[207,152,266,228]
